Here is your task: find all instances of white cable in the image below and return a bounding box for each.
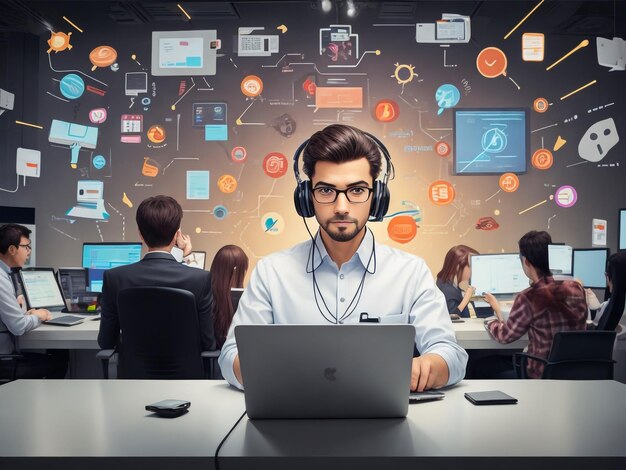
[0,174,19,192]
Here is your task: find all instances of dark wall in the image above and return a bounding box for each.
[0,0,624,274]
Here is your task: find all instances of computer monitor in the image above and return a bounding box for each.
[453,108,529,175]
[82,242,142,292]
[151,30,217,76]
[572,248,609,289]
[470,253,528,295]
[548,244,572,275]
[58,267,89,299]
[19,268,66,310]
[231,288,244,311]
[619,208,626,251]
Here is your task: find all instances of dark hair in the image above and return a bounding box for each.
[210,245,249,349]
[518,230,552,278]
[0,223,31,254]
[597,251,626,330]
[302,124,382,180]
[436,245,480,284]
[135,195,182,248]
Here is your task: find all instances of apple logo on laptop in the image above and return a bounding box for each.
[324,367,337,381]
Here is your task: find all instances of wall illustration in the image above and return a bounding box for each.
[0,0,624,278]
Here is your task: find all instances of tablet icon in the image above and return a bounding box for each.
[476,47,507,78]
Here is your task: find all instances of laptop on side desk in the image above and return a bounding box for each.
[235,324,415,419]
[19,268,85,326]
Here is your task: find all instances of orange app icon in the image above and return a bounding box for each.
[142,157,160,177]
[499,172,520,192]
[387,215,417,244]
[428,180,455,205]
[217,174,238,194]
[147,125,166,144]
[476,47,508,78]
[531,148,553,170]
[533,97,549,113]
[241,75,263,97]
[435,141,451,157]
[263,152,288,178]
[373,99,399,122]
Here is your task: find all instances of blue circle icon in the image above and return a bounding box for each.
[59,74,85,100]
[92,154,106,170]
[435,84,460,115]
[481,128,507,153]
[213,205,228,220]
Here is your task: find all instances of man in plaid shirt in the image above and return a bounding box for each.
[482,231,587,378]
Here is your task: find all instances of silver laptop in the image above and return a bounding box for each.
[235,324,414,419]
[19,268,84,326]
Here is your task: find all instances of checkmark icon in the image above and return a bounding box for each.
[485,59,497,66]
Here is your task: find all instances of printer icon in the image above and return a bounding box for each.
[66,180,110,220]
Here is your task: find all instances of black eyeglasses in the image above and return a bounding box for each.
[19,244,32,251]
[312,187,373,204]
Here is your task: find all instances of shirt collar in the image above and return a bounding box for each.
[0,259,10,275]
[307,228,374,272]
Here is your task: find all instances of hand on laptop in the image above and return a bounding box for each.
[411,353,449,392]
[27,308,52,322]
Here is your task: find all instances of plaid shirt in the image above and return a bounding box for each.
[487,277,587,378]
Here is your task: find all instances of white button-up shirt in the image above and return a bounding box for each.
[219,229,468,389]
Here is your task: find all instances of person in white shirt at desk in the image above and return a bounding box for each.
[219,124,468,392]
[0,224,67,379]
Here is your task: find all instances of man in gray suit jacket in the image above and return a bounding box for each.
[98,195,216,351]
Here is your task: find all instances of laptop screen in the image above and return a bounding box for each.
[470,253,528,295]
[20,269,66,310]
[58,267,89,299]
[82,243,142,292]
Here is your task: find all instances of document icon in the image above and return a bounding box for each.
[522,33,545,62]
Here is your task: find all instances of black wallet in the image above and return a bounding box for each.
[145,399,191,417]
[464,390,517,405]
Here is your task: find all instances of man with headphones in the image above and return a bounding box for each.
[219,124,468,391]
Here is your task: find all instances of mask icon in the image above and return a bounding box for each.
[578,118,619,162]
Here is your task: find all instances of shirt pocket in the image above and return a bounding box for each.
[378,312,406,324]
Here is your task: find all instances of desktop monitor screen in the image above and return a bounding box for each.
[470,253,528,295]
[82,243,142,292]
[572,248,609,289]
[617,209,626,250]
[19,268,66,310]
[548,244,572,275]
[453,108,529,175]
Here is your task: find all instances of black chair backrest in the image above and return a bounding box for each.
[542,330,617,380]
[595,283,626,332]
[117,286,204,379]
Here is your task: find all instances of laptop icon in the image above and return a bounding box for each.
[235,324,414,419]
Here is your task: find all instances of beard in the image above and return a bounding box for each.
[319,215,365,242]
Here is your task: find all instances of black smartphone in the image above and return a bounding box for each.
[145,399,191,417]
[464,390,517,405]
[409,391,445,403]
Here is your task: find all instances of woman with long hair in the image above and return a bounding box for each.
[210,245,249,349]
[586,251,626,332]
[436,245,479,318]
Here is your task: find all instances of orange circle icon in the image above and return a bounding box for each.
[147,125,166,144]
[435,141,451,157]
[217,174,238,194]
[428,180,455,205]
[533,97,549,113]
[531,148,554,170]
[241,75,263,97]
[387,215,417,244]
[263,152,288,178]
[476,47,508,78]
[89,45,117,71]
[373,99,399,122]
[499,173,520,193]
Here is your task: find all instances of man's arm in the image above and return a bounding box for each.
[0,275,43,337]
[409,260,469,389]
[97,271,119,349]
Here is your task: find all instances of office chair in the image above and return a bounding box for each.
[594,283,626,332]
[96,286,219,379]
[513,330,617,379]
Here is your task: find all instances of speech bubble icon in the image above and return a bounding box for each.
[476,47,508,78]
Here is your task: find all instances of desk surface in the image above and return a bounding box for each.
[1,379,625,469]
[19,317,527,350]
